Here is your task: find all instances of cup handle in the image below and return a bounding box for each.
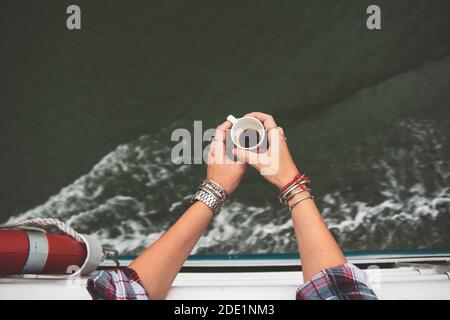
[227,115,237,125]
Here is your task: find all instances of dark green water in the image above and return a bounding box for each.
[1,1,449,254]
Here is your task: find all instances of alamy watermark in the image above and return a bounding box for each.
[366,5,381,30]
[170,121,281,176]
[66,4,381,31]
[66,5,81,30]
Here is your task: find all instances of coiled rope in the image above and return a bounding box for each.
[0,218,84,243]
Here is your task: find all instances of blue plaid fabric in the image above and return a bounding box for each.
[296,263,378,300]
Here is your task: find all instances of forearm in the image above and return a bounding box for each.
[129,201,213,299]
[289,191,346,282]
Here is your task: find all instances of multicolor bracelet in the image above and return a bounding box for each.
[279,172,311,193]
[279,172,313,208]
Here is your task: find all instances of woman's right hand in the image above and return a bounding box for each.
[207,120,246,194]
[233,112,299,189]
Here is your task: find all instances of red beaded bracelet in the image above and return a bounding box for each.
[279,172,311,194]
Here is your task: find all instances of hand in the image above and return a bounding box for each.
[207,121,246,194]
[233,112,299,189]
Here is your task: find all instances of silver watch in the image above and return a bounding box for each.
[191,189,223,217]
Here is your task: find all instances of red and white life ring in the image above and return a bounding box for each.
[0,230,103,277]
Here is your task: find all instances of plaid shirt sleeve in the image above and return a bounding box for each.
[87,267,150,300]
[296,263,378,300]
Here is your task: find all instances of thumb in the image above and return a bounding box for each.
[233,148,261,169]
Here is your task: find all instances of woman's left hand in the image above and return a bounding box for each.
[207,121,246,194]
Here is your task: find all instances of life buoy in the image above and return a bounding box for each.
[0,230,103,276]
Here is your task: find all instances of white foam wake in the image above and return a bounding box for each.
[5,119,449,255]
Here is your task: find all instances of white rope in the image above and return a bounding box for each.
[0,218,84,243]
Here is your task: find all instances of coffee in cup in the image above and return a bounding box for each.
[226,115,266,151]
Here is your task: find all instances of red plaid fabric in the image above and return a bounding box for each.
[296,263,377,300]
[87,267,149,300]
[87,264,376,300]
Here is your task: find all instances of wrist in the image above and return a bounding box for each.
[271,159,300,189]
[274,174,297,189]
[274,168,300,190]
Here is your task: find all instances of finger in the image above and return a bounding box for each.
[220,120,233,130]
[208,141,215,156]
[245,112,271,121]
[233,148,260,169]
[218,120,232,131]
[214,121,231,142]
[210,139,229,165]
[207,141,216,165]
[267,127,284,144]
[245,112,277,129]
[210,139,224,155]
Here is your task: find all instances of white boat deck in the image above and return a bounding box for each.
[1,254,449,300]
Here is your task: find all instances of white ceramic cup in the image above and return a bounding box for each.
[226,115,266,150]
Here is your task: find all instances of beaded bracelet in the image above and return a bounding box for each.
[280,173,310,193]
[279,172,312,207]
